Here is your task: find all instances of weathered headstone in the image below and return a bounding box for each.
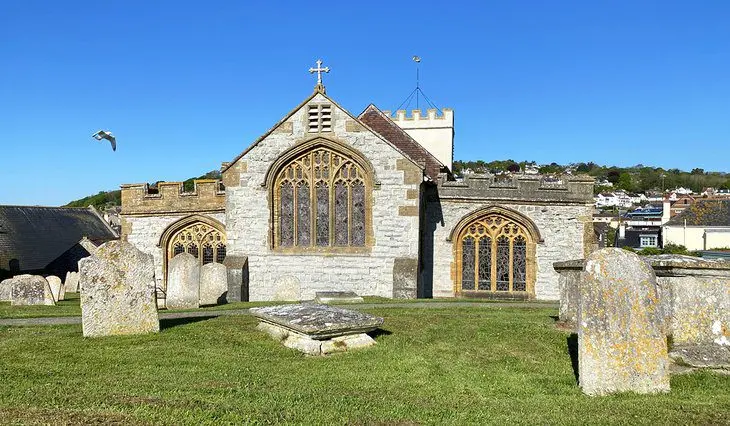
[222,255,248,302]
[46,275,63,302]
[273,275,300,301]
[64,271,79,293]
[251,304,383,355]
[79,240,159,337]
[166,252,200,309]
[199,262,227,305]
[579,248,669,395]
[0,278,13,301]
[10,275,55,306]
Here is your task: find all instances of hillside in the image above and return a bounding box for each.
[64,170,221,209]
[66,161,730,209]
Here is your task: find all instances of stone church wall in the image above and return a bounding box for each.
[424,174,595,300]
[121,212,226,290]
[224,93,422,301]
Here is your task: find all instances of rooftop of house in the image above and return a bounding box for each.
[665,199,730,227]
[0,205,118,271]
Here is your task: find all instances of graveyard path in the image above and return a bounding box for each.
[0,301,558,327]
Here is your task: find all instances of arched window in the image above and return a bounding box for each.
[273,146,369,250]
[455,213,535,295]
[166,222,226,268]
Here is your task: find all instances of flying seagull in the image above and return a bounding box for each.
[92,130,116,151]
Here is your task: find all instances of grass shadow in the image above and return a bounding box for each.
[567,333,579,384]
[160,315,218,330]
[368,328,393,339]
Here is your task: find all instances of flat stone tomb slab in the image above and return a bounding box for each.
[250,304,383,346]
[314,291,365,304]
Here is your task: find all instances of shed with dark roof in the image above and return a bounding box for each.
[0,206,118,278]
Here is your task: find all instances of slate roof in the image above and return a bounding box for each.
[358,104,447,181]
[665,199,730,227]
[0,206,118,271]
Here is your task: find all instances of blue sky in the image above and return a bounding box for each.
[1,1,729,206]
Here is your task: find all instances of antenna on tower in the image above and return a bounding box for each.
[395,56,441,115]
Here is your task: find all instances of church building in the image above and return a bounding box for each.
[119,62,595,305]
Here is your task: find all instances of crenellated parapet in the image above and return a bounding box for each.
[121,179,226,216]
[383,108,455,172]
[436,173,595,204]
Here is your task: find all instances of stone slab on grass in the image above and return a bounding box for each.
[670,344,730,369]
[579,248,670,396]
[79,240,159,337]
[314,291,364,304]
[256,322,377,356]
[10,275,55,306]
[250,303,383,339]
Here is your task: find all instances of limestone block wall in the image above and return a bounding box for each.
[223,93,422,301]
[427,201,593,300]
[121,213,226,290]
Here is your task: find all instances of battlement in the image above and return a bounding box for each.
[436,173,595,204]
[382,108,454,128]
[120,179,226,216]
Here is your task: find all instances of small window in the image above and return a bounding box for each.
[640,235,657,248]
[308,104,332,133]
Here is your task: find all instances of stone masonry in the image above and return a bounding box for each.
[223,93,422,301]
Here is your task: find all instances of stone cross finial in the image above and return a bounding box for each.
[309,59,330,86]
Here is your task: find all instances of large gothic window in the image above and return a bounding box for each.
[274,146,369,249]
[456,213,533,294]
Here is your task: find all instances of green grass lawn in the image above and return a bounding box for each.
[0,307,728,425]
[0,294,549,319]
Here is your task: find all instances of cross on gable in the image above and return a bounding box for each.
[309,59,330,88]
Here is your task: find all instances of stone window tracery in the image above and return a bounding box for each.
[456,213,533,294]
[166,222,226,268]
[274,146,369,250]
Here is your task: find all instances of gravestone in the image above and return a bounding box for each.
[579,248,669,396]
[10,275,55,306]
[79,240,159,337]
[0,278,13,301]
[199,262,227,305]
[166,253,200,309]
[46,275,63,302]
[64,271,79,293]
[314,291,364,304]
[222,255,248,302]
[251,304,383,355]
[273,275,300,301]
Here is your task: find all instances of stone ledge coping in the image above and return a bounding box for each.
[554,255,730,271]
[249,304,383,339]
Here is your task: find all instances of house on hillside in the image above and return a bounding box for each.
[0,206,118,279]
[662,199,730,251]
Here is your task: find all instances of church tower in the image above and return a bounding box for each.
[386,108,454,171]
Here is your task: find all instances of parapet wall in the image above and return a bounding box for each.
[437,173,595,204]
[382,108,454,128]
[121,179,225,216]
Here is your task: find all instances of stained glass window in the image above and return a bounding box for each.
[280,182,294,247]
[187,244,199,258]
[334,181,348,246]
[275,146,369,249]
[457,213,532,294]
[461,236,475,290]
[173,243,185,257]
[513,236,527,291]
[477,237,491,290]
[296,182,311,246]
[202,244,214,264]
[351,182,366,246]
[496,236,510,291]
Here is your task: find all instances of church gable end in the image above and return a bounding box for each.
[224,90,424,301]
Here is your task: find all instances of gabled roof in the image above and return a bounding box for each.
[222,88,426,177]
[665,199,730,227]
[358,104,447,181]
[0,206,118,271]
